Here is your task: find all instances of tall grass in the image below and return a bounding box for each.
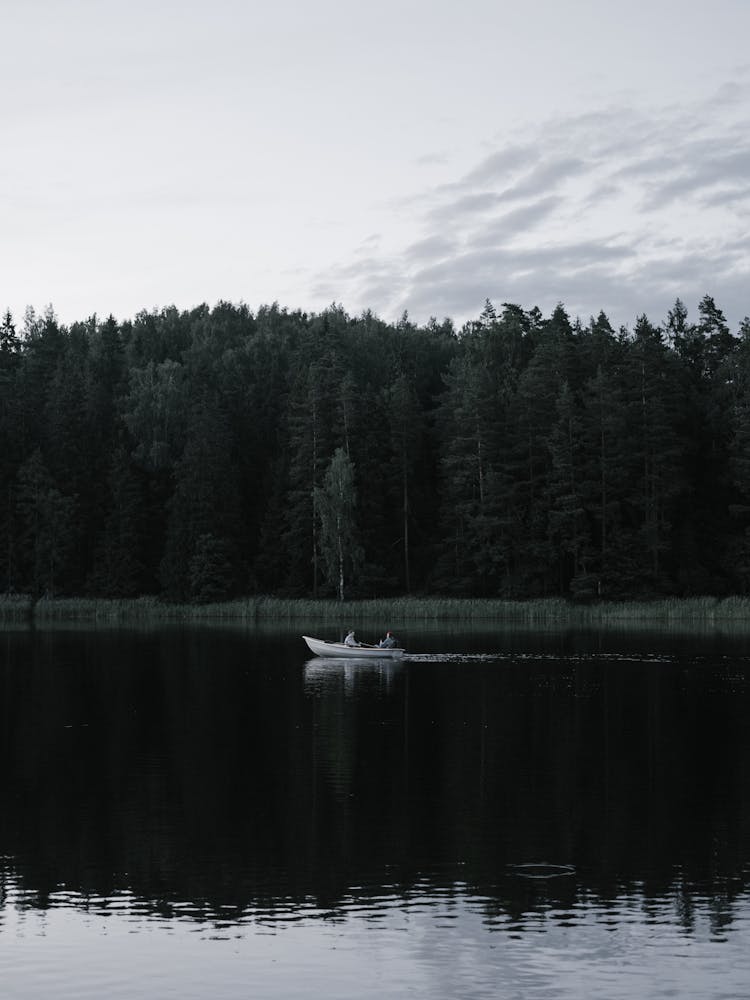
[0,595,33,621]
[4,593,750,624]
[579,596,750,622]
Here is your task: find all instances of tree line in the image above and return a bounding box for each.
[1,294,749,602]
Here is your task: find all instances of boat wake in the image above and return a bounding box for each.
[404,653,509,663]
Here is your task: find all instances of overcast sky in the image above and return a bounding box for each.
[2,0,749,332]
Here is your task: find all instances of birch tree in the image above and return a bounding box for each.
[316,448,362,601]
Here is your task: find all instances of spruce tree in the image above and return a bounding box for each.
[15,450,76,597]
[160,398,243,601]
[621,317,687,590]
[88,446,147,597]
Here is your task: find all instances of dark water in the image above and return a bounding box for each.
[1,624,749,999]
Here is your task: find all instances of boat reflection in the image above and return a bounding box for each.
[303,657,403,696]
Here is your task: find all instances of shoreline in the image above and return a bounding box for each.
[4,593,750,626]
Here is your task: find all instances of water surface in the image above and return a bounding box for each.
[0,624,748,998]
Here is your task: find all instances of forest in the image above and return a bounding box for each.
[1,293,749,603]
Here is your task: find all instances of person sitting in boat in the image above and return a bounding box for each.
[344,629,360,646]
[378,630,397,648]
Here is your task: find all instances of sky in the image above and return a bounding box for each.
[2,0,749,333]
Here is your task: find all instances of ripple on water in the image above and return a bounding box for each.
[1,883,750,999]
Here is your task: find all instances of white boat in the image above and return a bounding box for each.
[302,635,405,660]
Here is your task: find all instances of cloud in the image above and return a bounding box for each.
[502,157,586,200]
[427,191,504,225]
[707,79,750,110]
[309,78,750,331]
[458,144,539,187]
[470,196,565,246]
[425,157,587,230]
[415,151,450,167]
[403,234,456,262]
[355,233,383,252]
[637,145,750,209]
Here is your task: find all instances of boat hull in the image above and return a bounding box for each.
[302,635,405,659]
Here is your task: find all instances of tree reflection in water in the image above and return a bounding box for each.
[0,624,748,941]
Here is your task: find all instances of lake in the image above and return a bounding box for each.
[0,622,749,999]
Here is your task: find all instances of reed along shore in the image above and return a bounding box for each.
[4,593,750,626]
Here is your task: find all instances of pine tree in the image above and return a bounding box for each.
[435,352,498,593]
[669,297,737,589]
[385,374,423,592]
[19,306,66,453]
[728,318,750,588]
[434,307,524,594]
[123,359,186,471]
[0,311,22,591]
[506,333,565,594]
[160,398,243,601]
[698,294,734,378]
[85,315,126,460]
[15,450,76,597]
[88,446,147,597]
[189,534,237,604]
[546,381,588,593]
[284,361,338,595]
[579,363,630,594]
[621,317,687,590]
